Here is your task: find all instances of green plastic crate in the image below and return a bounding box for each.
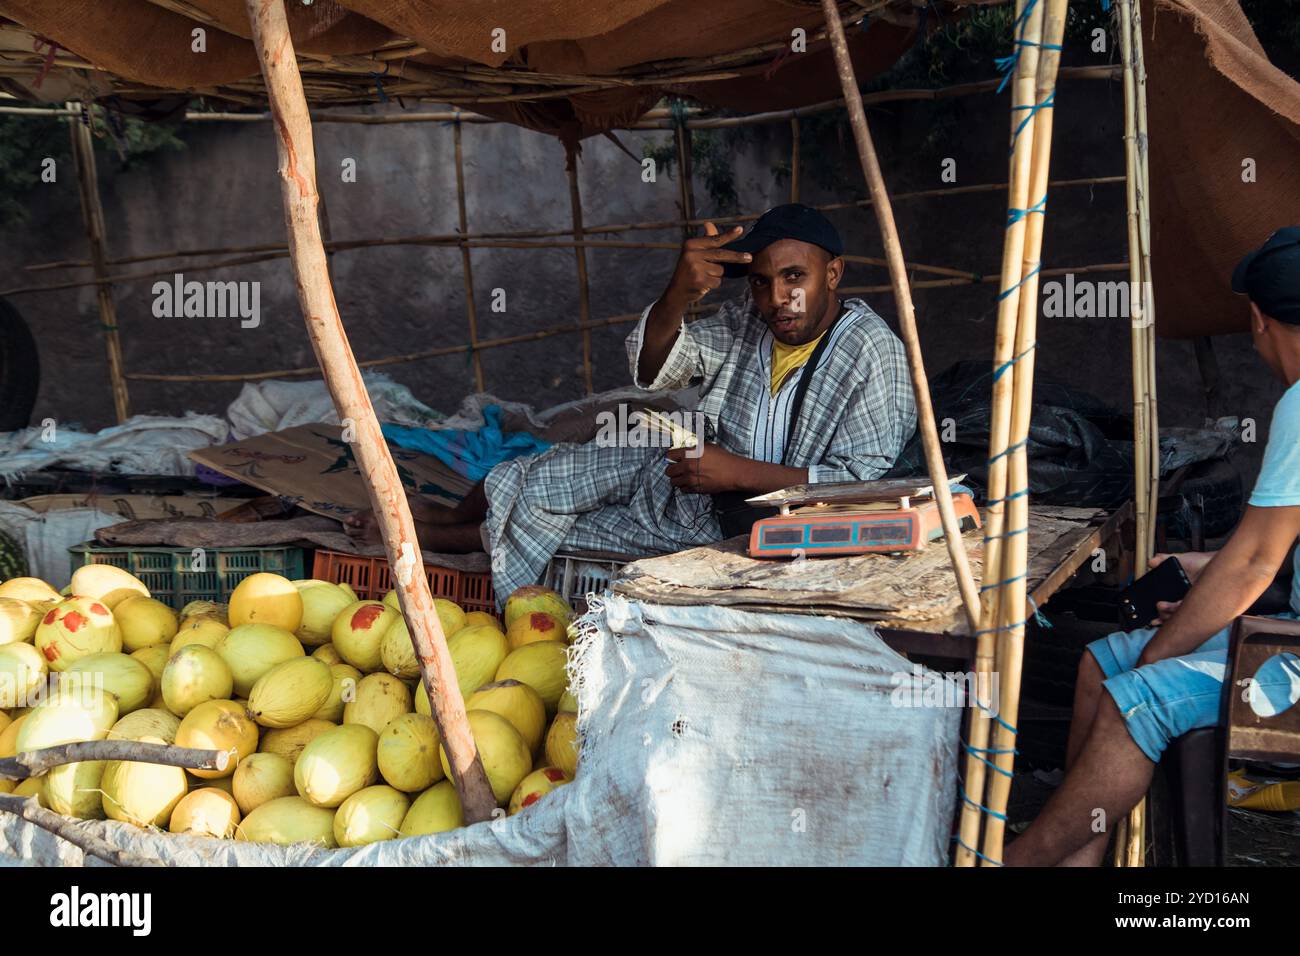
[69,543,308,611]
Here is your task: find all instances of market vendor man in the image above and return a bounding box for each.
[346,204,918,604]
[1006,227,1300,867]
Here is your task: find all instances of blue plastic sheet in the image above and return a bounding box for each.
[382,405,551,482]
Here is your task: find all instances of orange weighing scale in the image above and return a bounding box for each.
[745,477,981,558]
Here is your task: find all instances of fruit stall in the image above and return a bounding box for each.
[0,567,585,859]
[0,0,1284,867]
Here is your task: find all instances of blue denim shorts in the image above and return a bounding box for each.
[1088,614,1300,762]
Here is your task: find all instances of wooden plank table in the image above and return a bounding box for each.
[614,502,1133,666]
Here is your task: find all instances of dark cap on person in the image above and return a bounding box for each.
[1232,226,1300,325]
[720,203,844,278]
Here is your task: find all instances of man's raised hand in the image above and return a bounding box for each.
[663,222,752,308]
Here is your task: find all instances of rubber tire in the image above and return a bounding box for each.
[0,297,40,431]
[1165,458,1243,540]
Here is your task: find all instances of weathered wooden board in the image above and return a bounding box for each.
[614,507,1108,634]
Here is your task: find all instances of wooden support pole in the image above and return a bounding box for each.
[453,114,485,392]
[68,102,130,424]
[980,0,1068,867]
[243,0,496,824]
[0,795,163,866]
[820,0,982,633]
[674,122,696,241]
[565,146,595,395]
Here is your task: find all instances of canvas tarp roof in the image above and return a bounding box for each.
[0,0,1296,337]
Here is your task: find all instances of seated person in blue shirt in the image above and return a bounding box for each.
[1007,227,1300,867]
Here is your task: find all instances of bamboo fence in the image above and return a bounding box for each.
[0,51,1123,421]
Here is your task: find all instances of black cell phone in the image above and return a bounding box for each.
[1118,556,1192,630]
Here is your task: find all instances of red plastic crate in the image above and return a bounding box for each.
[312,550,496,616]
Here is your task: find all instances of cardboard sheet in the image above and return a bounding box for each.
[189,424,474,519]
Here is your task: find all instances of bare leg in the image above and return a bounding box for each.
[1066,652,1106,769]
[1047,653,1113,866]
[414,521,487,553]
[1004,694,1154,867]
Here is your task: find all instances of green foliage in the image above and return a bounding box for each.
[0,107,185,227]
[643,120,757,214]
[0,115,68,226]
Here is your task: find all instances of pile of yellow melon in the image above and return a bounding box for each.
[0,566,582,850]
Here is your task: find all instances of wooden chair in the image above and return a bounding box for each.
[1157,614,1300,865]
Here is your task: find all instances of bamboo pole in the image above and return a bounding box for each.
[1134,0,1159,569]
[820,0,982,638]
[1119,0,1151,573]
[980,0,1069,867]
[68,102,130,424]
[1118,0,1158,870]
[565,146,595,395]
[955,0,1045,867]
[674,122,696,241]
[452,113,485,392]
[243,0,496,823]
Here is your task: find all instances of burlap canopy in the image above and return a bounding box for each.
[0,0,1296,337]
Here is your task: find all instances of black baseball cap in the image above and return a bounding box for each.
[1232,226,1300,325]
[720,203,844,278]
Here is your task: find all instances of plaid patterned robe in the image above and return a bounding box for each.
[482,293,917,605]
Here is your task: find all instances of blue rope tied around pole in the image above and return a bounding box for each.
[975,702,1019,736]
[963,741,1018,778]
[994,0,1055,93]
[991,343,1038,382]
[996,263,1042,301]
[1006,194,1047,227]
[961,786,1008,821]
[973,616,1032,637]
[987,442,1028,467]
[954,835,1005,866]
[1010,92,1056,152]
[980,572,1027,592]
